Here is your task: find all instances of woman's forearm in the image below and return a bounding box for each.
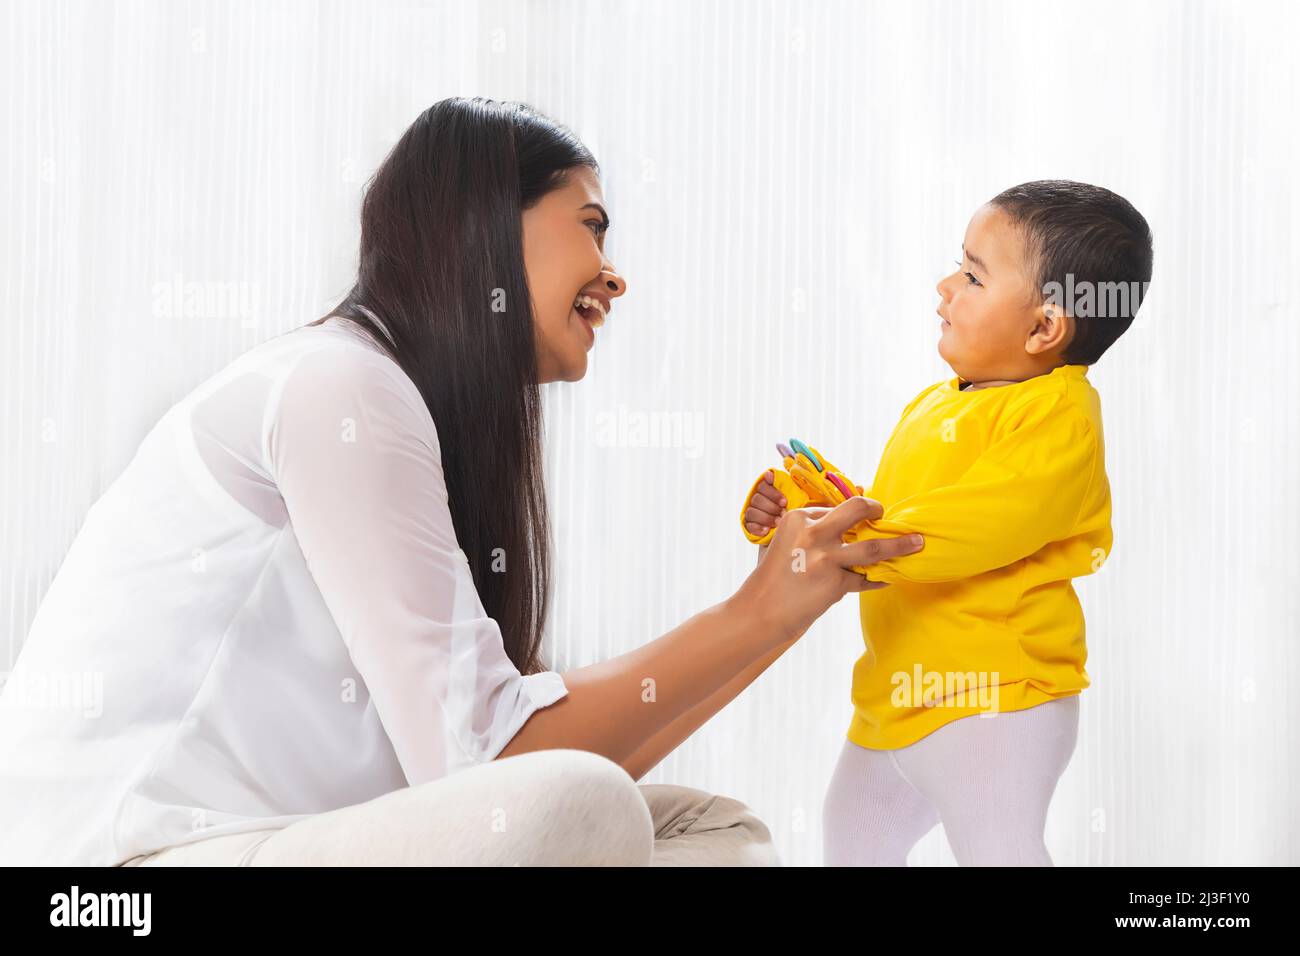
[620,544,790,779]
[495,593,788,773]
[621,636,798,781]
[496,501,918,775]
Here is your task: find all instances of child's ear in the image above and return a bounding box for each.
[1025,302,1074,357]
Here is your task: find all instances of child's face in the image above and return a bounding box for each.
[935,203,1066,382]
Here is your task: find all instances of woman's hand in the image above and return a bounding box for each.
[736,496,924,646]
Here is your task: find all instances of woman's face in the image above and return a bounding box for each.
[522,166,627,383]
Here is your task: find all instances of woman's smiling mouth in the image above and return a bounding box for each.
[572,292,609,345]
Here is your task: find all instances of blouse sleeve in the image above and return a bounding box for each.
[265,344,568,784]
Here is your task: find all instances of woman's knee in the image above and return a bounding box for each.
[257,747,654,866]
[521,748,654,866]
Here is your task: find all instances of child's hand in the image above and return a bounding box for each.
[744,470,787,538]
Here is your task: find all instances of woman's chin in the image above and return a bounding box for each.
[537,347,588,385]
[559,350,589,382]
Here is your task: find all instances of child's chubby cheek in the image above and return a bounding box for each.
[937,313,1005,380]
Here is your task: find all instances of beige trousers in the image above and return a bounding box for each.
[117,749,779,867]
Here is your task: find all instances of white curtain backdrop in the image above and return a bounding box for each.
[3,0,1297,865]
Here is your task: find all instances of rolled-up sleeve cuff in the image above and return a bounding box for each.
[474,670,569,766]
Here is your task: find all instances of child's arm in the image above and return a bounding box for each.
[849,392,1108,584]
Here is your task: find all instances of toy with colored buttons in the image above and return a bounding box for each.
[739,438,867,546]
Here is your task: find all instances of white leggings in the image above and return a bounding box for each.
[822,696,1080,866]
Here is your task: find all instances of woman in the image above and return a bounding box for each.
[0,97,922,866]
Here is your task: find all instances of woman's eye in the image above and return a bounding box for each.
[586,220,607,238]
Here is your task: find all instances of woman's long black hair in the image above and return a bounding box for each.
[312,97,597,675]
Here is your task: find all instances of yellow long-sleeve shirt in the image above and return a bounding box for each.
[844,363,1111,750]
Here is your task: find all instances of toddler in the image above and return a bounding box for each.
[742,180,1153,865]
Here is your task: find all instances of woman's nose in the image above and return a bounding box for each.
[601,261,627,298]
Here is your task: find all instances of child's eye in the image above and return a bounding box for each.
[954,260,981,287]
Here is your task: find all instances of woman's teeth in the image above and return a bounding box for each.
[573,294,606,328]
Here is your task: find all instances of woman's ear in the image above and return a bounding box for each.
[1025,303,1075,357]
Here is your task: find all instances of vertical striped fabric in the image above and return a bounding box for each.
[2,0,1296,865]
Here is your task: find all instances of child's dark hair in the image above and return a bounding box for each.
[990,180,1153,364]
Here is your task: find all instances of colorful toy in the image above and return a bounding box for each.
[739,437,868,546]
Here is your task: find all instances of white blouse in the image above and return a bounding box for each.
[0,315,569,865]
